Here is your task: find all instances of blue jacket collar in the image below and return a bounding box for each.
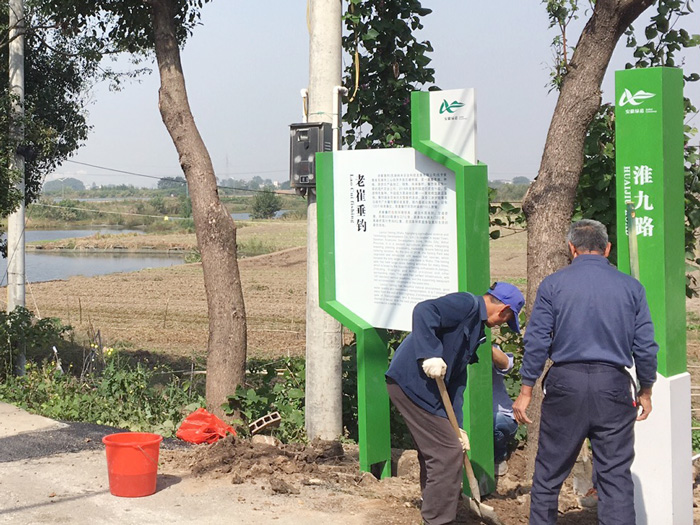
[572,253,610,265]
[477,295,487,322]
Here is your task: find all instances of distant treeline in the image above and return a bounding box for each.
[489,176,531,202]
[43,174,528,202]
[42,175,292,198]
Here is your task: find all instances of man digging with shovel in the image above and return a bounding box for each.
[386,282,524,525]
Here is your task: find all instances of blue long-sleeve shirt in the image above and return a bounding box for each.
[386,292,487,426]
[521,254,658,388]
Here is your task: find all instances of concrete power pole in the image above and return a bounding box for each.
[6,0,26,373]
[305,0,343,441]
[7,0,25,312]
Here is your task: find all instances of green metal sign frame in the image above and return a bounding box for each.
[316,90,495,493]
[615,67,686,377]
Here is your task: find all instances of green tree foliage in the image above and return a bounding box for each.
[251,187,282,219]
[149,194,167,214]
[157,175,187,191]
[42,177,85,193]
[0,2,104,255]
[342,0,437,149]
[543,0,580,90]
[572,0,700,294]
[489,179,531,202]
[341,0,528,243]
[37,0,203,53]
[0,306,69,379]
[512,176,532,185]
[488,188,526,240]
[37,1,248,417]
[225,358,306,442]
[624,0,700,294]
[574,104,618,260]
[177,193,192,217]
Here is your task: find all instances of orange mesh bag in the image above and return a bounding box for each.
[176,408,236,444]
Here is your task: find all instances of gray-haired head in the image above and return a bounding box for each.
[567,219,608,254]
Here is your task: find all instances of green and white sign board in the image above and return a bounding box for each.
[327,148,458,331]
[317,89,496,494]
[615,67,692,524]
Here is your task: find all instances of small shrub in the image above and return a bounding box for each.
[237,238,273,258]
[177,194,192,217]
[251,188,282,219]
[0,351,205,437]
[342,333,414,449]
[280,210,307,220]
[0,307,70,380]
[185,249,201,263]
[493,325,527,443]
[224,357,306,442]
[149,195,167,214]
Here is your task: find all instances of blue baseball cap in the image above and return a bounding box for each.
[488,282,524,333]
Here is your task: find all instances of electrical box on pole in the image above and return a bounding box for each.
[289,122,332,188]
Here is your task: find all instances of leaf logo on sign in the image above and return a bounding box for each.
[618,89,656,106]
[439,99,465,114]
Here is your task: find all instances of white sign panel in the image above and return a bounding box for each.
[429,88,477,164]
[332,148,458,331]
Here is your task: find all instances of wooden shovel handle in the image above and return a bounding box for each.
[436,376,482,503]
[436,377,463,439]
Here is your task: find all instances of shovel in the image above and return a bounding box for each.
[436,376,504,525]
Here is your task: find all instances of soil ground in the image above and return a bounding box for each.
[158,436,598,525]
[2,224,700,523]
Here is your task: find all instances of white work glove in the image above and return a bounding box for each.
[459,428,470,452]
[422,357,447,379]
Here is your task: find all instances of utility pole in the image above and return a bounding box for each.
[6,0,26,374]
[305,0,343,441]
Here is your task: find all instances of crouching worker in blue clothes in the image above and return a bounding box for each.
[512,219,659,525]
[386,282,525,525]
[492,343,519,477]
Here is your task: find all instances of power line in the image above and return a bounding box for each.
[62,160,293,195]
[32,202,191,220]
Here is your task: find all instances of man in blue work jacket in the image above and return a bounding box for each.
[513,219,658,525]
[386,282,525,525]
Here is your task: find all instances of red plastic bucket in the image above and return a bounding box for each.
[102,432,163,497]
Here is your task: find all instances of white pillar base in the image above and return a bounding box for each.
[632,372,693,524]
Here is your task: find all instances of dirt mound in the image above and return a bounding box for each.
[165,437,389,492]
[161,437,600,524]
[184,438,345,481]
[161,437,427,524]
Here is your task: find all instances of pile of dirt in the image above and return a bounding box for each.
[161,437,607,524]
[164,437,405,495]
[171,437,351,486]
[161,437,426,524]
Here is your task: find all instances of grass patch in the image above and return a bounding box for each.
[238,239,275,258]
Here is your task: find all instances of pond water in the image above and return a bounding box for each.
[21,229,143,243]
[1,229,185,285]
[231,210,289,220]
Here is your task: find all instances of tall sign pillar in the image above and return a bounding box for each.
[615,67,692,524]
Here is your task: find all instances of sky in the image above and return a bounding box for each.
[48,1,700,188]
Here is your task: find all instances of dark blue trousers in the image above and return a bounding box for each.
[530,363,637,525]
[494,412,518,462]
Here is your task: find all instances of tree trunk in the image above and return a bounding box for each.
[149,0,247,418]
[521,0,654,478]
